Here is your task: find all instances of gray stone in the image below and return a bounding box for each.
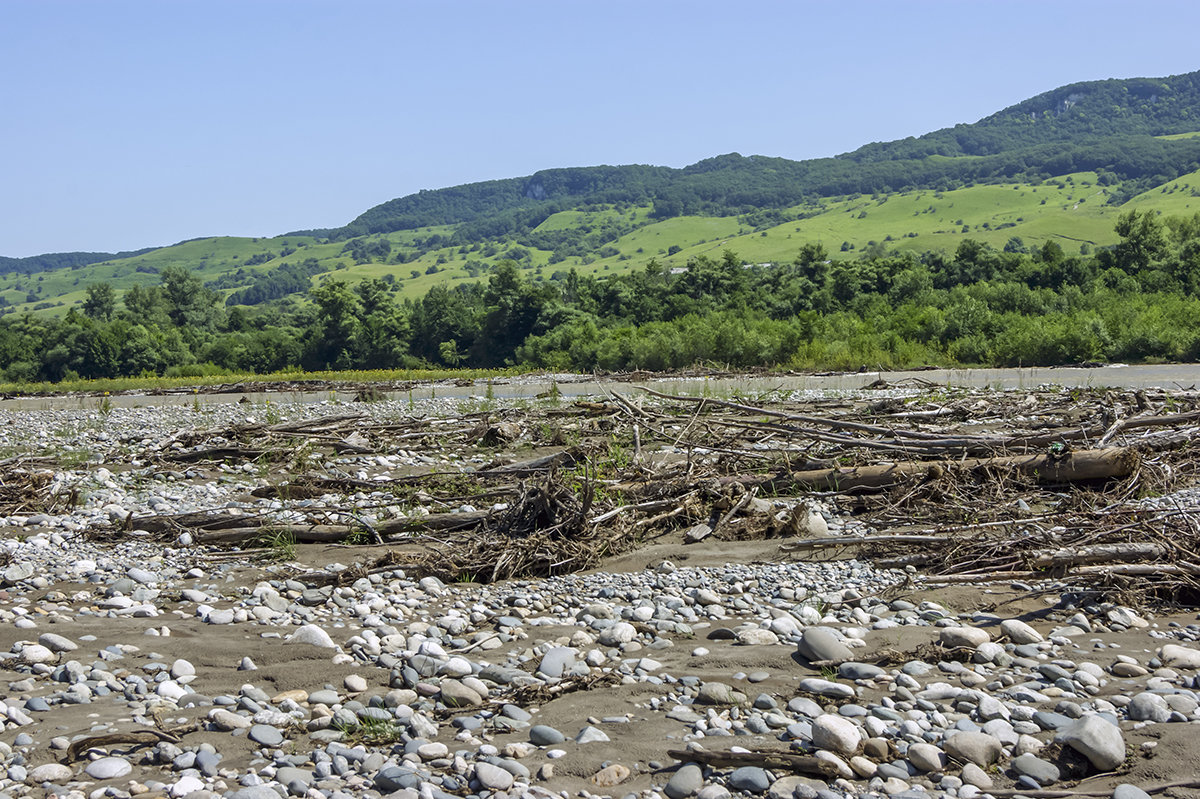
[439,679,482,707]
[1159,644,1200,670]
[729,767,771,793]
[27,762,73,783]
[939,626,990,648]
[248,724,284,747]
[228,788,287,799]
[576,725,610,743]
[797,678,855,699]
[530,725,566,745]
[1129,692,1171,723]
[209,708,251,730]
[475,761,515,791]
[287,624,336,648]
[538,646,576,678]
[1112,785,1153,799]
[1055,715,1125,771]
[796,627,853,662]
[598,621,637,646]
[1012,753,1060,785]
[839,662,885,680]
[84,756,131,779]
[665,764,705,799]
[1000,619,1043,644]
[944,731,1002,767]
[961,762,993,789]
[696,682,746,705]
[906,742,946,772]
[37,633,77,652]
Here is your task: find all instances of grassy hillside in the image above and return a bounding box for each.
[9,68,1200,317]
[8,164,1200,317]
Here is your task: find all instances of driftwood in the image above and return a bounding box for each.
[666,748,837,778]
[479,449,580,476]
[754,448,1136,493]
[64,723,199,761]
[1028,542,1164,568]
[191,510,492,545]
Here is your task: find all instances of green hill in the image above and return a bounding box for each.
[7,68,1200,320]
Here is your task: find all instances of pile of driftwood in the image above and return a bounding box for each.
[98,383,1200,600]
[0,456,70,515]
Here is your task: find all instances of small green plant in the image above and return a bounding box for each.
[255,528,297,561]
[263,399,282,425]
[344,528,372,546]
[334,715,406,745]
[96,392,113,416]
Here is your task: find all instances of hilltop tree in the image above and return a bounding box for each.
[160,266,221,331]
[82,283,116,321]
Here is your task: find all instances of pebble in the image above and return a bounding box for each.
[729,766,772,793]
[530,725,566,745]
[593,763,631,786]
[248,724,285,747]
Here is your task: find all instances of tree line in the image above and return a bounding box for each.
[3,210,1200,383]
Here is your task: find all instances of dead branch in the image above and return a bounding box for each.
[666,748,838,778]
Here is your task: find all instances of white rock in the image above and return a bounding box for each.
[736,628,779,646]
[598,622,637,646]
[1000,619,1043,644]
[1055,715,1125,771]
[19,644,56,664]
[27,763,73,783]
[474,761,514,791]
[38,633,77,652]
[939,627,990,648]
[288,624,337,648]
[812,713,861,755]
[907,742,947,772]
[1159,644,1200,670]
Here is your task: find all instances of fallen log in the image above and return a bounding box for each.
[162,446,268,463]
[754,447,1137,493]
[478,449,580,476]
[666,748,837,778]
[1028,542,1164,569]
[781,534,947,552]
[191,510,493,545]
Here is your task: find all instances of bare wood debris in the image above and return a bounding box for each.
[81,382,1200,604]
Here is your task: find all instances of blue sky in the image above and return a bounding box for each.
[4,0,1200,257]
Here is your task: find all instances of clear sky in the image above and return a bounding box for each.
[4,0,1200,257]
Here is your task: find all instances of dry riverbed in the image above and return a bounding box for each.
[1,377,1199,799]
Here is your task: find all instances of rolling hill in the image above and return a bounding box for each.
[6,69,1200,318]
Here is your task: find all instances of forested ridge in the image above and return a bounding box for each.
[3,209,1200,382]
[7,70,1200,382]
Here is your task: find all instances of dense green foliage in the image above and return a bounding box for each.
[0,248,156,276]
[8,69,1200,382]
[4,211,1200,382]
[847,71,1200,161]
